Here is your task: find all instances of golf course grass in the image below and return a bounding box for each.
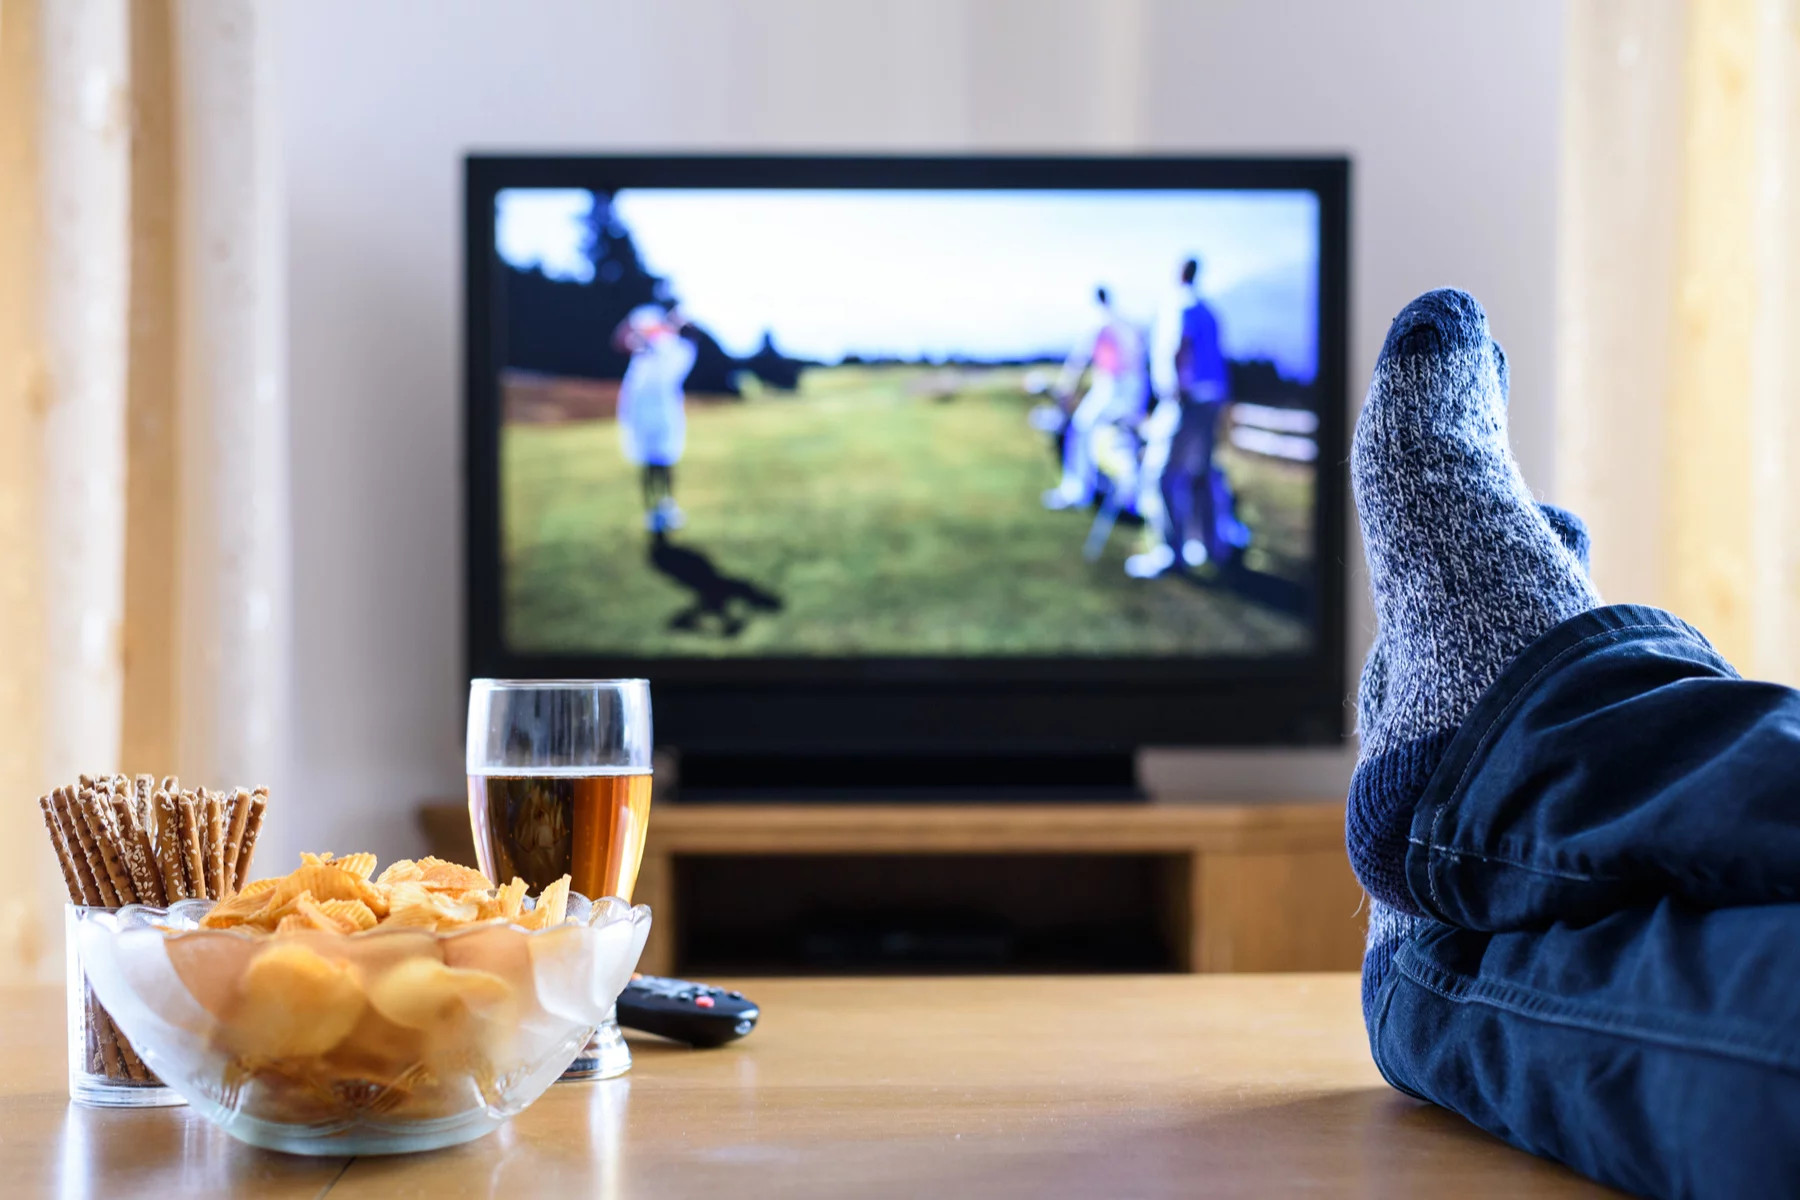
[501,365,1313,657]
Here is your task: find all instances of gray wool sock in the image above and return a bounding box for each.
[1345,288,1599,917]
[1356,501,1589,737]
[1354,496,1592,1019]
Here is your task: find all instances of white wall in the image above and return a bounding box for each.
[276,0,1565,861]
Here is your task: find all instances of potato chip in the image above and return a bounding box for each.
[366,957,513,1037]
[233,877,281,901]
[381,901,444,929]
[495,877,528,920]
[202,877,283,928]
[377,858,426,886]
[284,864,391,918]
[416,857,493,893]
[293,891,355,934]
[519,875,570,931]
[274,914,311,935]
[232,942,365,1058]
[333,852,378,881]
[318,898,378,932]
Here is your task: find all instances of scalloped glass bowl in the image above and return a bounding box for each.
[74,894,651,1155]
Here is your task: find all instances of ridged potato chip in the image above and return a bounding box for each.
[298,850,378,879]
[333,852,378,881]
[318,898,379,931]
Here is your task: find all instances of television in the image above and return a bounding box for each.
[465,155,1349,796]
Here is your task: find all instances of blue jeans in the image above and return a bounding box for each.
[1370,605,1800,1198]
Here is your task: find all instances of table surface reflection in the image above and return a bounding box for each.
[0,976,1618,1198]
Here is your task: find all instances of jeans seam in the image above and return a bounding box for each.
[1397,951,1800,1076]
[1419,842,1627,884]
[1411,620,1696,916]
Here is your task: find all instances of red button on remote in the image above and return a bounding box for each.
[694,995,715,1008]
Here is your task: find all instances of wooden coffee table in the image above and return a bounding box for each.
[0,975,1617,1197]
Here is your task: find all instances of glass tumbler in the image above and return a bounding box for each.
[66,905,183,1107]
[466,678,654,1080]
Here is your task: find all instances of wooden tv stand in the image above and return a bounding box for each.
[637,800,1362,975]
[420,798,1365,976]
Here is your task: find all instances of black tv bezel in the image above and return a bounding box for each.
[465,154,1350,754]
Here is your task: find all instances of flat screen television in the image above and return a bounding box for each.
[466,155,1349,794]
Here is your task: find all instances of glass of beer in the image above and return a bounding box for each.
[466,678,652,1080]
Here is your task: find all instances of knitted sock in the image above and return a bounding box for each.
[1355,500,1592,1019]
[1346,289,1599,917]
[1356,501,1589,735]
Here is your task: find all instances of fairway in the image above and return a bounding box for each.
[500,366,1313,657]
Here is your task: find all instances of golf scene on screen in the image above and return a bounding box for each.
[494,187,1322,658]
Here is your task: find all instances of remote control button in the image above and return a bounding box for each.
[726,991,744,1000]
[695,995,716,1008]
[678,991,697,1002]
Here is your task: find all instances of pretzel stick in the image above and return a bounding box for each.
[193,788,210,891]
[177,793,207,902]
[112,1021,149,1082]
[133,774,153,829]
[89,995,127,1080]
[112,794,165,907]
[122,788,164,903]
[153,790,190,902]
[57,787,113,906]
[41,797,90,904]
[63,788,119,907]
[221,788,252,892]
[235,790,268,886]
[203,792,225,899]
[68,793,123,907]
[80,793,137,905]
[86,1011,102,1075]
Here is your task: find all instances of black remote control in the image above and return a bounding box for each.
[616,974,760,1048]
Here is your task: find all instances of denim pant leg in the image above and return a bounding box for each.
[1372,905,1800,1199]
[1406,605,1800,931]
[1369,605,1800,1197]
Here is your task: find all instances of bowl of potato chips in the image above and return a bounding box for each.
[74,853,651,1155]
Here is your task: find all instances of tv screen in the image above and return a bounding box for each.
[467,157,1348,756]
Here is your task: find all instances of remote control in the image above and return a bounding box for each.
[617,974,760,1048]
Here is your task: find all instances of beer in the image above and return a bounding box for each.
[467,770,652,902]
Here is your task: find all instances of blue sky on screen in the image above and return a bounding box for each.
[496,187,1319,381]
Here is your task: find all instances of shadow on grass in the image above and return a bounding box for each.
[1181,556,1313,621]
[648,533,785,638]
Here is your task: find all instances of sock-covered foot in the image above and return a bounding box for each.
[1348,289,1599,916]
[1356,500,1590,735]
[1354,499,1592,1019]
